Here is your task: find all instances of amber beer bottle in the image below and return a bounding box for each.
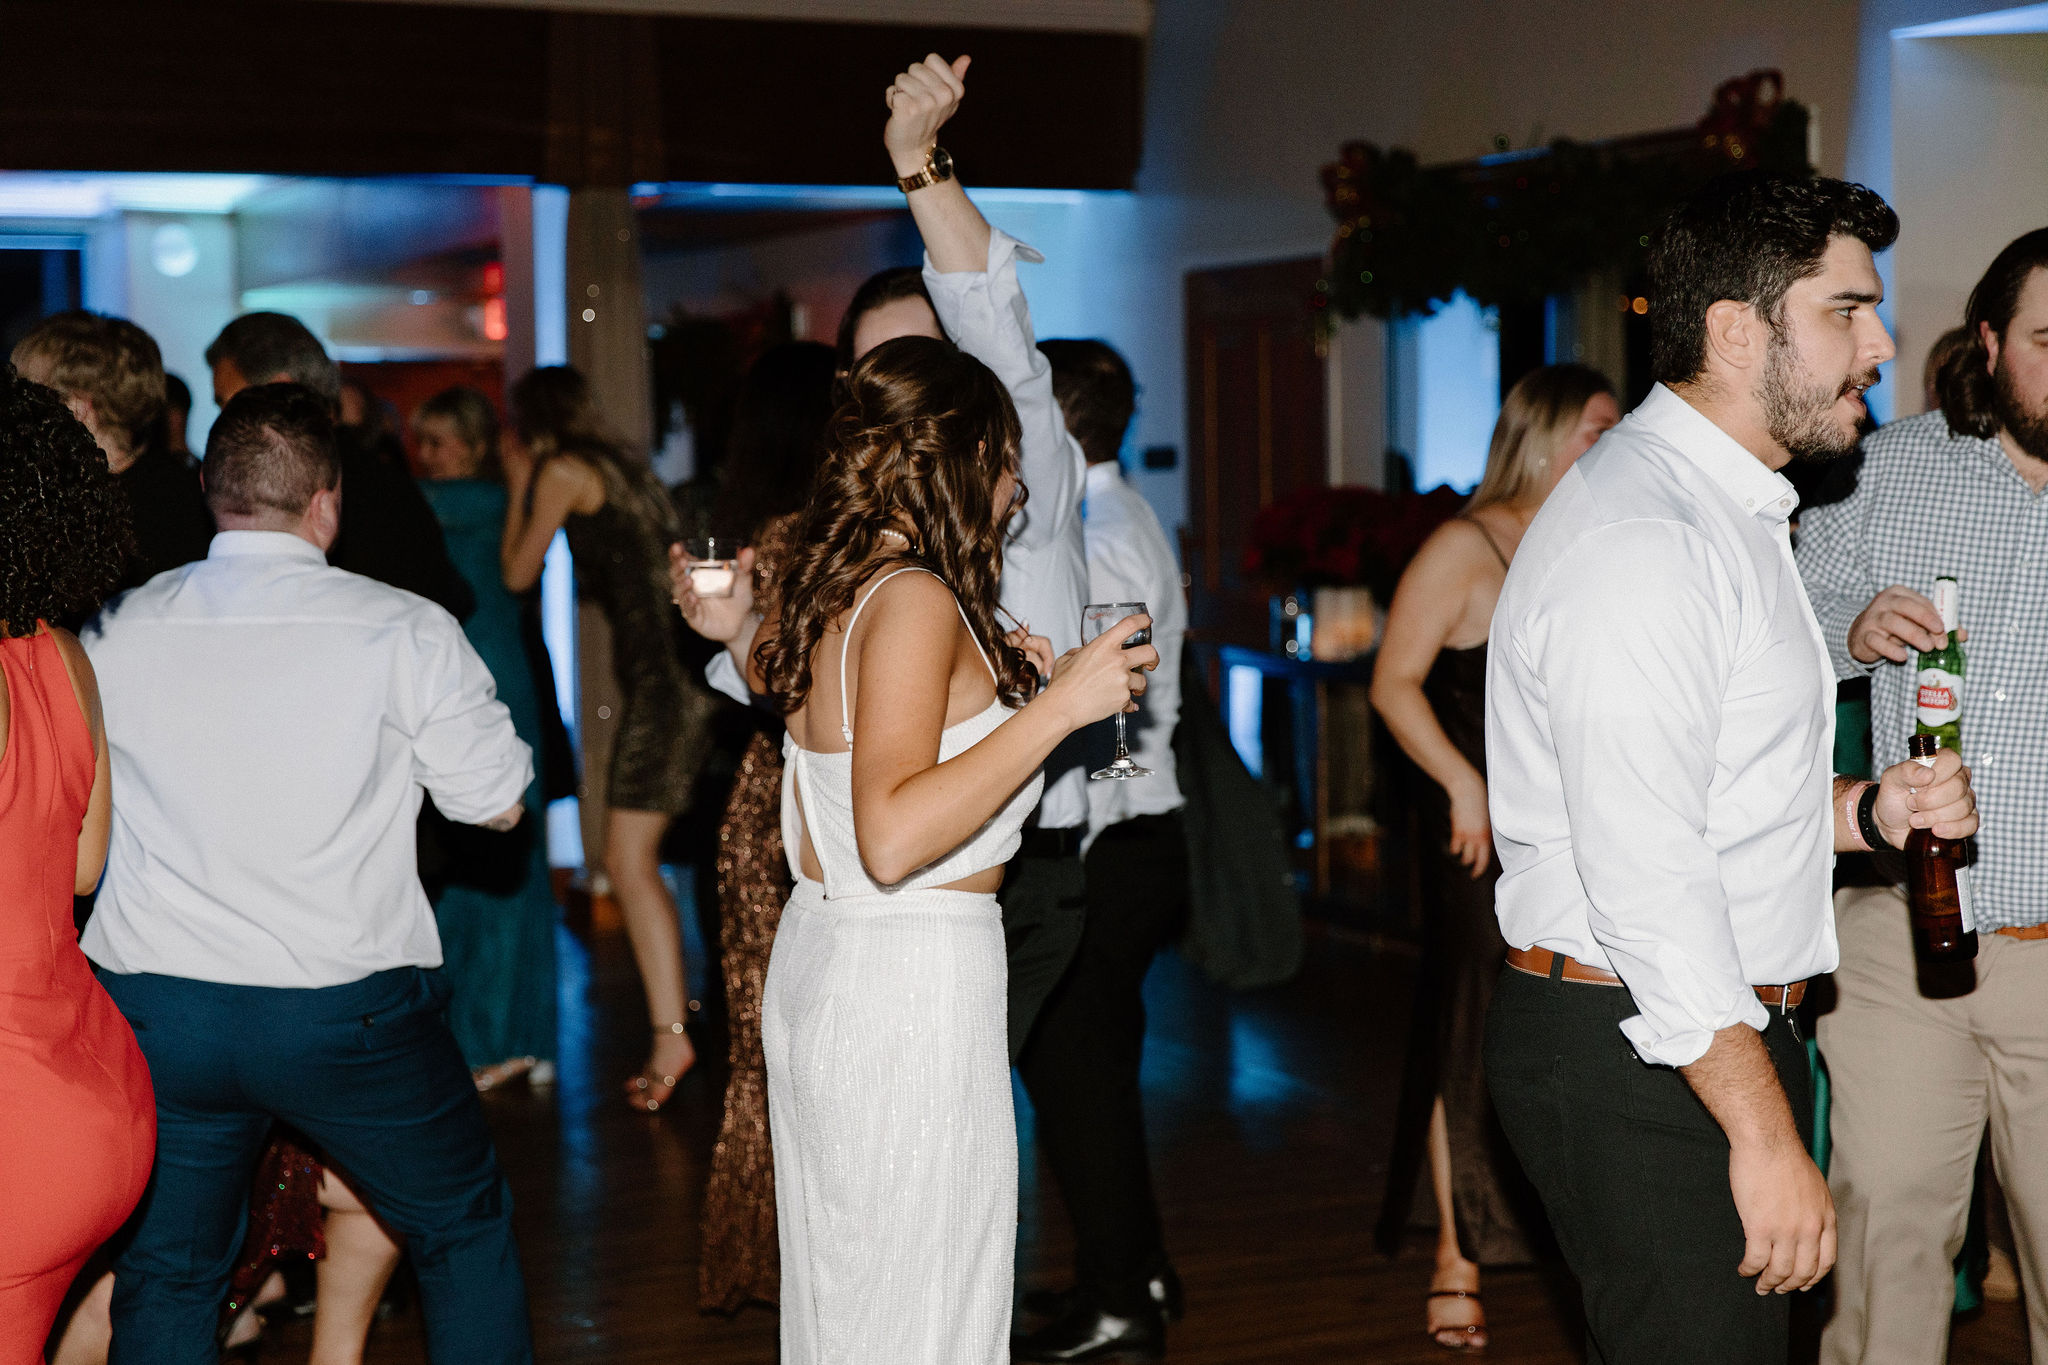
[1905,733,1978,963]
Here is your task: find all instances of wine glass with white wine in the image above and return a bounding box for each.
[1082,601,1153,780]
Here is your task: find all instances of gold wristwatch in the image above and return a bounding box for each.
[895,145,954,194]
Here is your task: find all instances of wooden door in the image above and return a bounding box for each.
[1184,257,1327,647]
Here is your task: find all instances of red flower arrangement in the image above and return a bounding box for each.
[1243,484,1465,601]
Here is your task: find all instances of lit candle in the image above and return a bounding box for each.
[689,562,737,598]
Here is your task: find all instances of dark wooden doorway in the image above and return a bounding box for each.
[1182,257,1327,648]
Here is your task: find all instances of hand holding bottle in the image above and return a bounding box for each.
[1870,744,1977,848]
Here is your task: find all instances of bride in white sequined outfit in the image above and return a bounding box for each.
[735,336,1154,1364]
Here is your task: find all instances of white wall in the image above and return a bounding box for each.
[91,212,239,448]
[644,0,1877,543]
[1889,33,2048,413]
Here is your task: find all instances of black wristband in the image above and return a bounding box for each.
[1855,780,1888,852]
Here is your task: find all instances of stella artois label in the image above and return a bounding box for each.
[1917,670,1961,719]
[1917,666,1963,726]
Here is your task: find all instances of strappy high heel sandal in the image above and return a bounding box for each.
[625,1017,697,1112]
[1425,1288,1487,1353]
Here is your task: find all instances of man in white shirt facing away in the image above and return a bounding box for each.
[1483,172,1978,1364]
[1012,340,1188,1362]
[82,384,537,1365]
[859,53,1097,1063]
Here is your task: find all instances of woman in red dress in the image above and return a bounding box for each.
[0,363,156,1362]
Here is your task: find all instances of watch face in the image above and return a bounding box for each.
[930,146,954,180]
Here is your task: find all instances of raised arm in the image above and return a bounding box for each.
[1371,522,1494,875]
[887,53,1085,556]
[845,573,1152,884]
[502,455,600,593]
[885,54,988,273]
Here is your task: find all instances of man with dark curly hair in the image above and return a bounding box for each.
[1484,173,1978,1363]
[80,382,536,1364]
[13,310,212,588]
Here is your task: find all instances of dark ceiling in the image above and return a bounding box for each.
[0,1,1146,190]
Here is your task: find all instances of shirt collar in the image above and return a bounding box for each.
[206,529,329,563]
[1083,460,1123,497]
[1633,383,1801,525]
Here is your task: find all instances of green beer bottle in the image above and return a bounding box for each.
[1915,576,1964,750]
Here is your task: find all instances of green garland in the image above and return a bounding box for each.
[1317,71,1812,324]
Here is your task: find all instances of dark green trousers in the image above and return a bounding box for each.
[1483,965,1812,1365]
[997,848,1087,1063]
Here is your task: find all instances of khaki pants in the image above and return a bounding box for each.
[1820,884,2048,1364]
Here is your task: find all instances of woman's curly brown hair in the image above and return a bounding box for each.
[0,364,133,637]
[759,335,1032,715]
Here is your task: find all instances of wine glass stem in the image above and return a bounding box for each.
[1114,710,1130,760]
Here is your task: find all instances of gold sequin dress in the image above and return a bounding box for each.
[699,723,791,1310]
[698,514,798,1312]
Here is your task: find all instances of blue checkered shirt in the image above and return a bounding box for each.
[1796,409,2048,930]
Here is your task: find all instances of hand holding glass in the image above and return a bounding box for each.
[1083,601,1153,780]
[681,536,741,597]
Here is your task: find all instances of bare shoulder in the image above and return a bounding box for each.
[856,566,956,629]
[1407,516,1495,581]
[541,454,607,512]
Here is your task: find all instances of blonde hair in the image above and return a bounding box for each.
[11,311,166,457]
[1467,363,1614,512]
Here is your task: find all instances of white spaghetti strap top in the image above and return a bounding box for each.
[783,567,1043,898]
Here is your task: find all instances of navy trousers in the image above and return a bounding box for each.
[98,966,534,1365]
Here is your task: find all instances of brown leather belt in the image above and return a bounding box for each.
[1507,945,1807,1008]
[1996,923,2048,942]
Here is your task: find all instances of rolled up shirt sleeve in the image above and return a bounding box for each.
[409,611,534,825]
[923,228,1086,557]
[1526,521,1770,1066]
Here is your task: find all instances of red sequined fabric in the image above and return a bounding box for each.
[224,1135,325,1317]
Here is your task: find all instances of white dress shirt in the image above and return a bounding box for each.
[926,229,1092,831]
[1486,384,1838,1068]
[81,531,533,989]
[1082,460,1186,848]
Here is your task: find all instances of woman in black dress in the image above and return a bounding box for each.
[501,366,716,1111]
[1370,364,1618,1351]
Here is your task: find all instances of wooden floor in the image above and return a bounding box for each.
[260,885,2030,1363]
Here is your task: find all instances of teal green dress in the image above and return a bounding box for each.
[421,478,558,1067]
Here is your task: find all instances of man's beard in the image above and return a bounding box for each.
[1760,334,1874,463]
[1994,354,2048,463]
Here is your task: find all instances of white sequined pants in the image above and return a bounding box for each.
[763,878,1016,1365]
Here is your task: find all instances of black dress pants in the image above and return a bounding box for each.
[1000,842,1089,1063]
[1483,964,1812,1365]
[1017,812,1189,1315]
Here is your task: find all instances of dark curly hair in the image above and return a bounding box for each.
[759,335,1031,716]
[1649,171,1899,386]
[0,364,133,637]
